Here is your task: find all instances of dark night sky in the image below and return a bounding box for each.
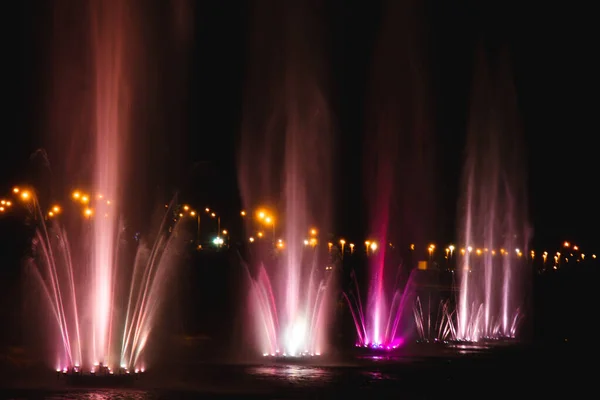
[2,0,598,253]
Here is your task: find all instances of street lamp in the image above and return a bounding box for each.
[189,210,201,246]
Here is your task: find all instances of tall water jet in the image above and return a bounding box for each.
[90,0,127,367]
[238,0,335,357]
[346,0,434,348]
[25,0,191,371]
[456,50,530,342]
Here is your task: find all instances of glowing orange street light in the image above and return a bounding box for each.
[72,191,81,200]
[183,205,190,211]
[241,210,246,216]
[310,228,317,236]
[349,243,355,254]
[339,239,346,256]
[52,205,61,214]
[20,191,31,200]
[84,208,93,217]
[13,187,20,193]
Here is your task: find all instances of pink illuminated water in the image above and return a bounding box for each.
[28,195,186,372]
[238,2,334,357]
[348,0,433,350]
[26,0,190,372]
[456,53,530,342]
[344,268,415,350]
[90,0,125,367]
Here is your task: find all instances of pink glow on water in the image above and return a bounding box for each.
[345,266,417,349]
[28,194,185,371]
[28,0,191,371]
[349,0,434,350]
[246,250,334,357]
[239,2,334,357]
[90,0,126,366]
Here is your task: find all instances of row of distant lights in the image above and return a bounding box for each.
[546,241,597,270]
[1,187,113,219]
[174,204,228,247]
[9,196,592,263]
[240,208,535,256]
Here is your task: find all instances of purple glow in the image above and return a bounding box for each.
[344,268,416,350]
[456,53,530,342]
[346,0,434,350]
[238,2,334,357]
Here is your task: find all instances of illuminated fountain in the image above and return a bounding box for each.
[344,266,414,351]
[23,189,186,373]
[455,53,530,342]
[246,241,334,359]
[22,0,190,375]
[238,2,335,359]
[413,297,456,343]
[345,0,433,351]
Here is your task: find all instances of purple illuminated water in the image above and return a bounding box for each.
[346,0,433,350]
[344,268,415,350]
[238,2,334,357]
[456,53,530,341]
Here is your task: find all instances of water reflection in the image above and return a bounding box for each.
[248,365,334,385]
[361,370,393,381]
[46,390,152,400]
